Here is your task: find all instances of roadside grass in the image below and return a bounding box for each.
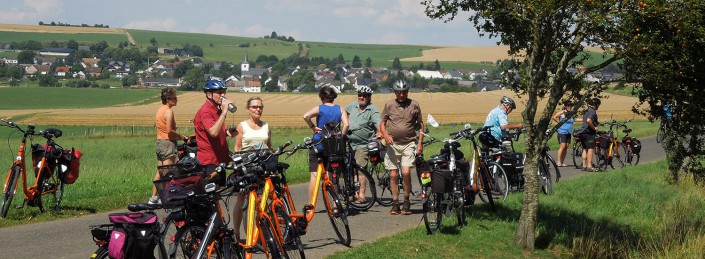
[0,87,160,109]
[330,160,705,258]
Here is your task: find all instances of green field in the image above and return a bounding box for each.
[0,31,128,46]
[332,160,705,258]
[0,87,161,109]
[0,52,17,59]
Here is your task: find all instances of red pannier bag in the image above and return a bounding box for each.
[58,148,83,184]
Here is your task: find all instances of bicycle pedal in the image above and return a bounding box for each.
[295,219,308,236]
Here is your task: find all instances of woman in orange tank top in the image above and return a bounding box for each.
[150,87,186,204]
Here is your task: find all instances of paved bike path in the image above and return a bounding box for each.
[0,136,665,259]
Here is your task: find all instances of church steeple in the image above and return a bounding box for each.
[241,50,250,72]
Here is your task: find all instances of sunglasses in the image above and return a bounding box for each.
[394,91,408,94]
[358,94,370,98]
[249,105,264,109]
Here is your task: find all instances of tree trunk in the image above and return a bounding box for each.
[514,145,540,250]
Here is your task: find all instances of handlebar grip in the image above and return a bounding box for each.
[127,203,163,212]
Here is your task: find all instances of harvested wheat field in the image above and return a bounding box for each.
[0,24,123,34]
[6,90,643,128]
[402,46,607,62]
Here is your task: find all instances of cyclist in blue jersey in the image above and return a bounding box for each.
[303,86,349,204]
[552,100,582,166]
[484,96,523,144]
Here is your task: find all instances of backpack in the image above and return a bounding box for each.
[107,212,158,259]
[58,148,83,184]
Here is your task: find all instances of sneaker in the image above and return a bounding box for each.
[148,196,160,204]
[401,200,412,215]
[586,167,600,172]
[390,201,400,215]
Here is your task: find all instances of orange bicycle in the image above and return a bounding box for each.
[281,135,352,246]
[1,119,72,217]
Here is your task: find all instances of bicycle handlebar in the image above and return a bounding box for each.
[2,119,62,139]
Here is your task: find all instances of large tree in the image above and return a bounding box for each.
[620,0,705,182]
[423,0,640,250]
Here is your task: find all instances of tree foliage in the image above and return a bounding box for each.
[620,0,705,182]
[422,0,647,250]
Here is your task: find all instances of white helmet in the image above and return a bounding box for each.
[357,85,373,94]
[392,80,409,91]
[500,96,516,109]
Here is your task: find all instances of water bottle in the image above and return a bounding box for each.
[221,97,237,113]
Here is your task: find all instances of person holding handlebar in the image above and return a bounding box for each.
[483,96,524,144]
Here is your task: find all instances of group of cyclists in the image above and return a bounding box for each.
[146,77,610,255]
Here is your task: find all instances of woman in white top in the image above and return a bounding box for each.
[232,96,272,239]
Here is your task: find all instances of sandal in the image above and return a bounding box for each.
[401,200,412,215]
[586,167,600,172]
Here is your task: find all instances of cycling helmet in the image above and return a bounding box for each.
[500,96,516,109]
[357,85,373,94]
[392,80,410,91]
[203,79,227,92]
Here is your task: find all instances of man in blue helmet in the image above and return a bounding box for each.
[194,79,234,185]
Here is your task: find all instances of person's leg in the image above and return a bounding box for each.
[232,194,246,240]
[307,150,318,204]
[384,144,401,214]
[587,148,595,169]
[400,142,415,215]
[581,140,588,169]
[354,148,368,201]
[557,143,567,165]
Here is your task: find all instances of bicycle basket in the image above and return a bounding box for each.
[431,169,453,193]
[154,173,207,208]
[157,160,203,178]
[322,135,346,158]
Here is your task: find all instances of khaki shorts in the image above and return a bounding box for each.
[354,146,369,169]
[156,139,178,161]
[384,142,416,170]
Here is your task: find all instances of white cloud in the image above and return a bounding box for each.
[123,18,178,31]
[332,6,377,18]
[0,0,64,23]
[205,23,239,36]
[242,24,271,38]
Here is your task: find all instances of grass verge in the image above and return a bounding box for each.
[330,160,705,258]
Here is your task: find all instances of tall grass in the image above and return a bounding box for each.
[330,160,705,258]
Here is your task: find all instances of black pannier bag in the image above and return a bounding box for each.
[631,138,642,154]
[431,169,453,193]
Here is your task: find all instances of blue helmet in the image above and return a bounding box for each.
[203,79,226,92]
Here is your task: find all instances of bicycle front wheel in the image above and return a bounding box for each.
[477,164,496,211]
[656,122,665,143]
[538,156,556,195]
[260,215,285,259]
[348,165,376,211]
[1,165,21,218]
[572,143,583,169]
[273,202,306,259]
[455,193,467,227]
[172,224,206,259]
[322,182,351,246]
[370,162,393,206]
[596,147,609,171]
[422,191,443,234]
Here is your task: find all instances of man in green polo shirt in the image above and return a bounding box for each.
[345,85,381,204]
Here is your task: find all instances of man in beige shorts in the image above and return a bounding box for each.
[379,80,424,215]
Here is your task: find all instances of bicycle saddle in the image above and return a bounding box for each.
[623,129,632,134]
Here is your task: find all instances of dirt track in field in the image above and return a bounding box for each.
[3,91,643,128]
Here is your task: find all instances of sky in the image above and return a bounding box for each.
[0,0,500,47]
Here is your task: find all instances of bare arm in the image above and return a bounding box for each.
[551,111,563,123]
[303,106,320,133]
[340,106,349,136]
[164,108,184,140]
[233,123,244,152]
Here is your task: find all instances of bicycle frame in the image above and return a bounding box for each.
[243,174,284,259]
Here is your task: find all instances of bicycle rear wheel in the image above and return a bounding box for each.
[348,165,376,211]
[572,143,583,169]
[455,192,467,227]
[477,164,496,211]
[478,162,508,204]
[656,122,665,143]
[273,202,305,259]
[596,148,609,171]
[90,246,109,259]
[370,162,393,206]
[422,192,443,234]
[331,168,351,213]
[1,165,21,218]
[322,182,351,246]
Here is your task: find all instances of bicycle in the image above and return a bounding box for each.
[496,129,560,195]
[596,119,630,171]
[88,203,171,259]
[329,136,376,212]
[283,134,352,246]
[571,133,584,169]
[367,134,435,207]
[1,119,73,217]
[656,115,670,143]
[234,145,306,259]
[620,124,641,166]
[422,125,498,234]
